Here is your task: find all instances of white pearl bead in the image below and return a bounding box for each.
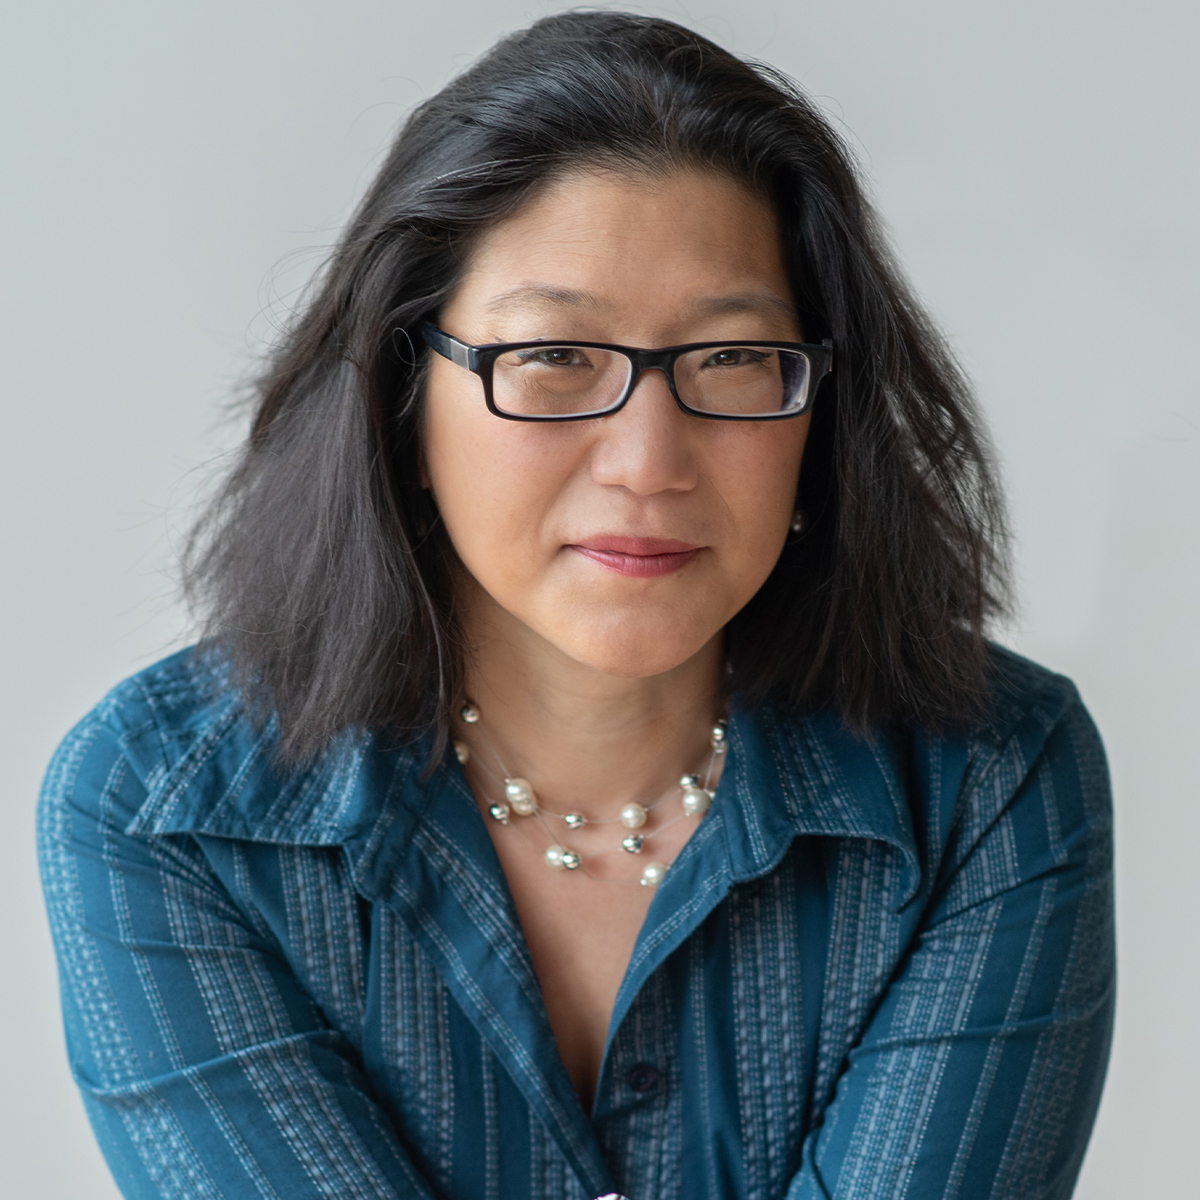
[545,844,566,870]
[453,740,470,764]
[505,778,537,815]
[460,703,480,724]
[564,812,586,830]
[620,802,647,829]
[621,834,644,854]
[561,850,582,871]
[682,786,712,817]
[640,861,668,887]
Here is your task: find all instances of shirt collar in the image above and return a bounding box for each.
[127,695,920,905]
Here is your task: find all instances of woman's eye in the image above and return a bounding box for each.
[704,348,767,368]
[517,347,587,367]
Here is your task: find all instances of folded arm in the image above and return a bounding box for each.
[787,698,1115,1200]
[39,707,435,1200]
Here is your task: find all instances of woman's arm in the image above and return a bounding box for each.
[38,706,436,1200]
[786,698,1115,1200]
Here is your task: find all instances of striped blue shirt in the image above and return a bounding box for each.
[38,645,1114,1199]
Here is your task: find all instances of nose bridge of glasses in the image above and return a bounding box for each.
[624,343,678,386]
[627,346,678,372]
[623,354,680,408]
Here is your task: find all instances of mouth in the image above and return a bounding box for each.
[566,536,703,578]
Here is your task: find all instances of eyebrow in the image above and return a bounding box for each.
[480,285,796,322]
[480,285,603,315]
[680,292,797,322]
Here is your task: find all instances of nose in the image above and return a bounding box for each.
[587,367,698,497]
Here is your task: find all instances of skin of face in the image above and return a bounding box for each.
[422,166,811,684]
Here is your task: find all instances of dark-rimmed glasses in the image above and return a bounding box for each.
[421,322,833,422]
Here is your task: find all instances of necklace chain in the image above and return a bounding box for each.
[454,702,727,887]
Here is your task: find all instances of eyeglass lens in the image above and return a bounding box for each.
[490,345,812,418]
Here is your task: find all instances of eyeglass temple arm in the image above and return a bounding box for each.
[420,322,475,371]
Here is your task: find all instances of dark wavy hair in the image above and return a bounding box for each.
[184,10,1009,764]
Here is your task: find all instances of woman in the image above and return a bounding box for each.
[38,11,1114,1200]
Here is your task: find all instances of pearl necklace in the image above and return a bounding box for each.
[454,702,727,887]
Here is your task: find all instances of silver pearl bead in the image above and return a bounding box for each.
[460,703,480,724]
[561,850,582,871]
[640,861,668,887]
[679,774,700,788]
[544,844,566,870]
[682,786,712,817]
[487,802,510,825]
[504,777,537,815]
[453,740,470,764]
[564,812,587,830]
[622,834,644,854]
[620,802,647,829]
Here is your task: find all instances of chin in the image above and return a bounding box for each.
[549,612,719,679]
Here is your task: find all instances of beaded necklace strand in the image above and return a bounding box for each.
[453,702,727,887]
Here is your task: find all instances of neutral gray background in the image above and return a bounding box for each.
[3,1,1196,1196]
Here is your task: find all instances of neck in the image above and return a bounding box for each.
[457,595,724,819]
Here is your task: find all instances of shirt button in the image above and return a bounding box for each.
[627,1063,660,1093]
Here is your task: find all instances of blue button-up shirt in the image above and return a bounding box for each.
[38,645,1114,1199]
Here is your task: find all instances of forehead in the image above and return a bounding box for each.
[445,166,796,333]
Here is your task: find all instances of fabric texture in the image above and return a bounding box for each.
[38,644,1114,1200]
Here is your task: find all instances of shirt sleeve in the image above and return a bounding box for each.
[38,705,436,1200]
[785,696,1116,1200]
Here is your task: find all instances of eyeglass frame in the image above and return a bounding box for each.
[419,321,833,423]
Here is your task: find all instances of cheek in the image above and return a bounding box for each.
[422,374,581,574]
[705,421,807,567]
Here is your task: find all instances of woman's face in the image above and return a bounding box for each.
[423,166,811,679]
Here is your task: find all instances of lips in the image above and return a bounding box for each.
[567,536,703,578]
